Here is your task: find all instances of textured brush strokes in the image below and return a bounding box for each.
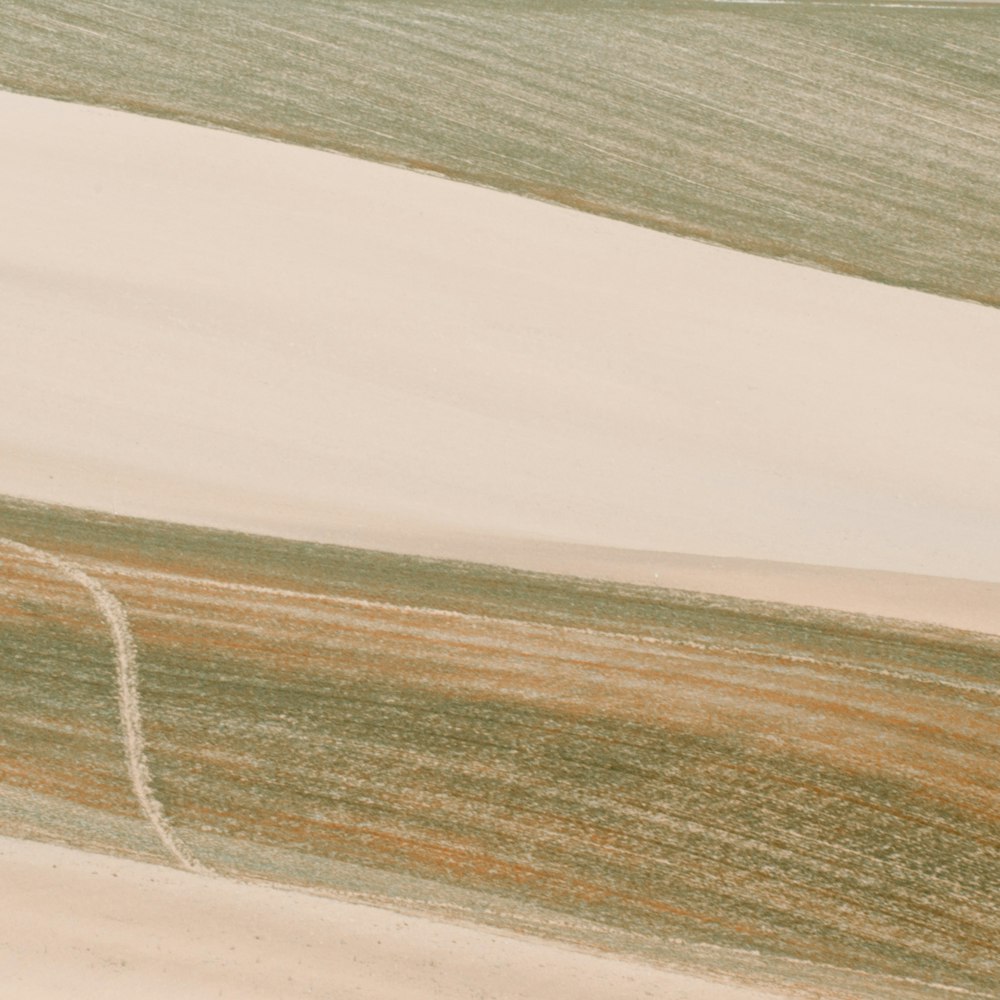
[1,0,999,306]
[1,497,997,1000]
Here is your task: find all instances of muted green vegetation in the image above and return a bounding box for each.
[2,0,999,304]
[2,496,998,999]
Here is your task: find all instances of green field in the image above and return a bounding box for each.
[2,0,999,305]
[3,7,998,990]
[2,496,998,999]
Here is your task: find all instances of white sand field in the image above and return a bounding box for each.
[2,90,999,632]
[0,836,791,1000]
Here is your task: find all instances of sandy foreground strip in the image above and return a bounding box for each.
[0,836,790,1000]
[2,89,999,632]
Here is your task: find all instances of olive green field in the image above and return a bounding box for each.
[2,0,999,305]
[2,496,997,1000]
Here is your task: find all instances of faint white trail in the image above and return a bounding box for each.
[0,538,210,875]
[89,560,1000,697]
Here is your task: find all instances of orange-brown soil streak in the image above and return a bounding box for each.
[221,804,800,946]
[730,761,996,851]
[114,574,999,825]
[0,755,139,818]
[1,558,119,636]
[2,519,997,996]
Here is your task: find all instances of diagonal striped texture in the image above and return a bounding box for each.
[1,497,997,999]
[0,538,211,875]
[1,0,998,305]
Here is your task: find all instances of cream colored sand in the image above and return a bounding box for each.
[0,836,789,1000]
[2,89,999,634]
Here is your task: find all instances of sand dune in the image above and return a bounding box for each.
[3,90,999,632]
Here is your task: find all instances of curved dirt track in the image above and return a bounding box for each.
[0,538,207,874]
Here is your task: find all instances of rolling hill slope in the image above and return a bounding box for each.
[3,5,998,996]
[4,90,999,616]
[2,0,999,304]
[2,497,998,999]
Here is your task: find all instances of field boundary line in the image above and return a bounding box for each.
[89,560,998,696]
[0,538,210,875]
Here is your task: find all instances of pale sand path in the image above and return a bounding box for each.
[2,89,999,632]
[0,836,791,1000]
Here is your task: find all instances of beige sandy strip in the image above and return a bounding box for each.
[2,89,999,636]
[0,834,804,1000]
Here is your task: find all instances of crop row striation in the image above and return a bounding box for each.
[1,496,998,999]
[2,0,999,304]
